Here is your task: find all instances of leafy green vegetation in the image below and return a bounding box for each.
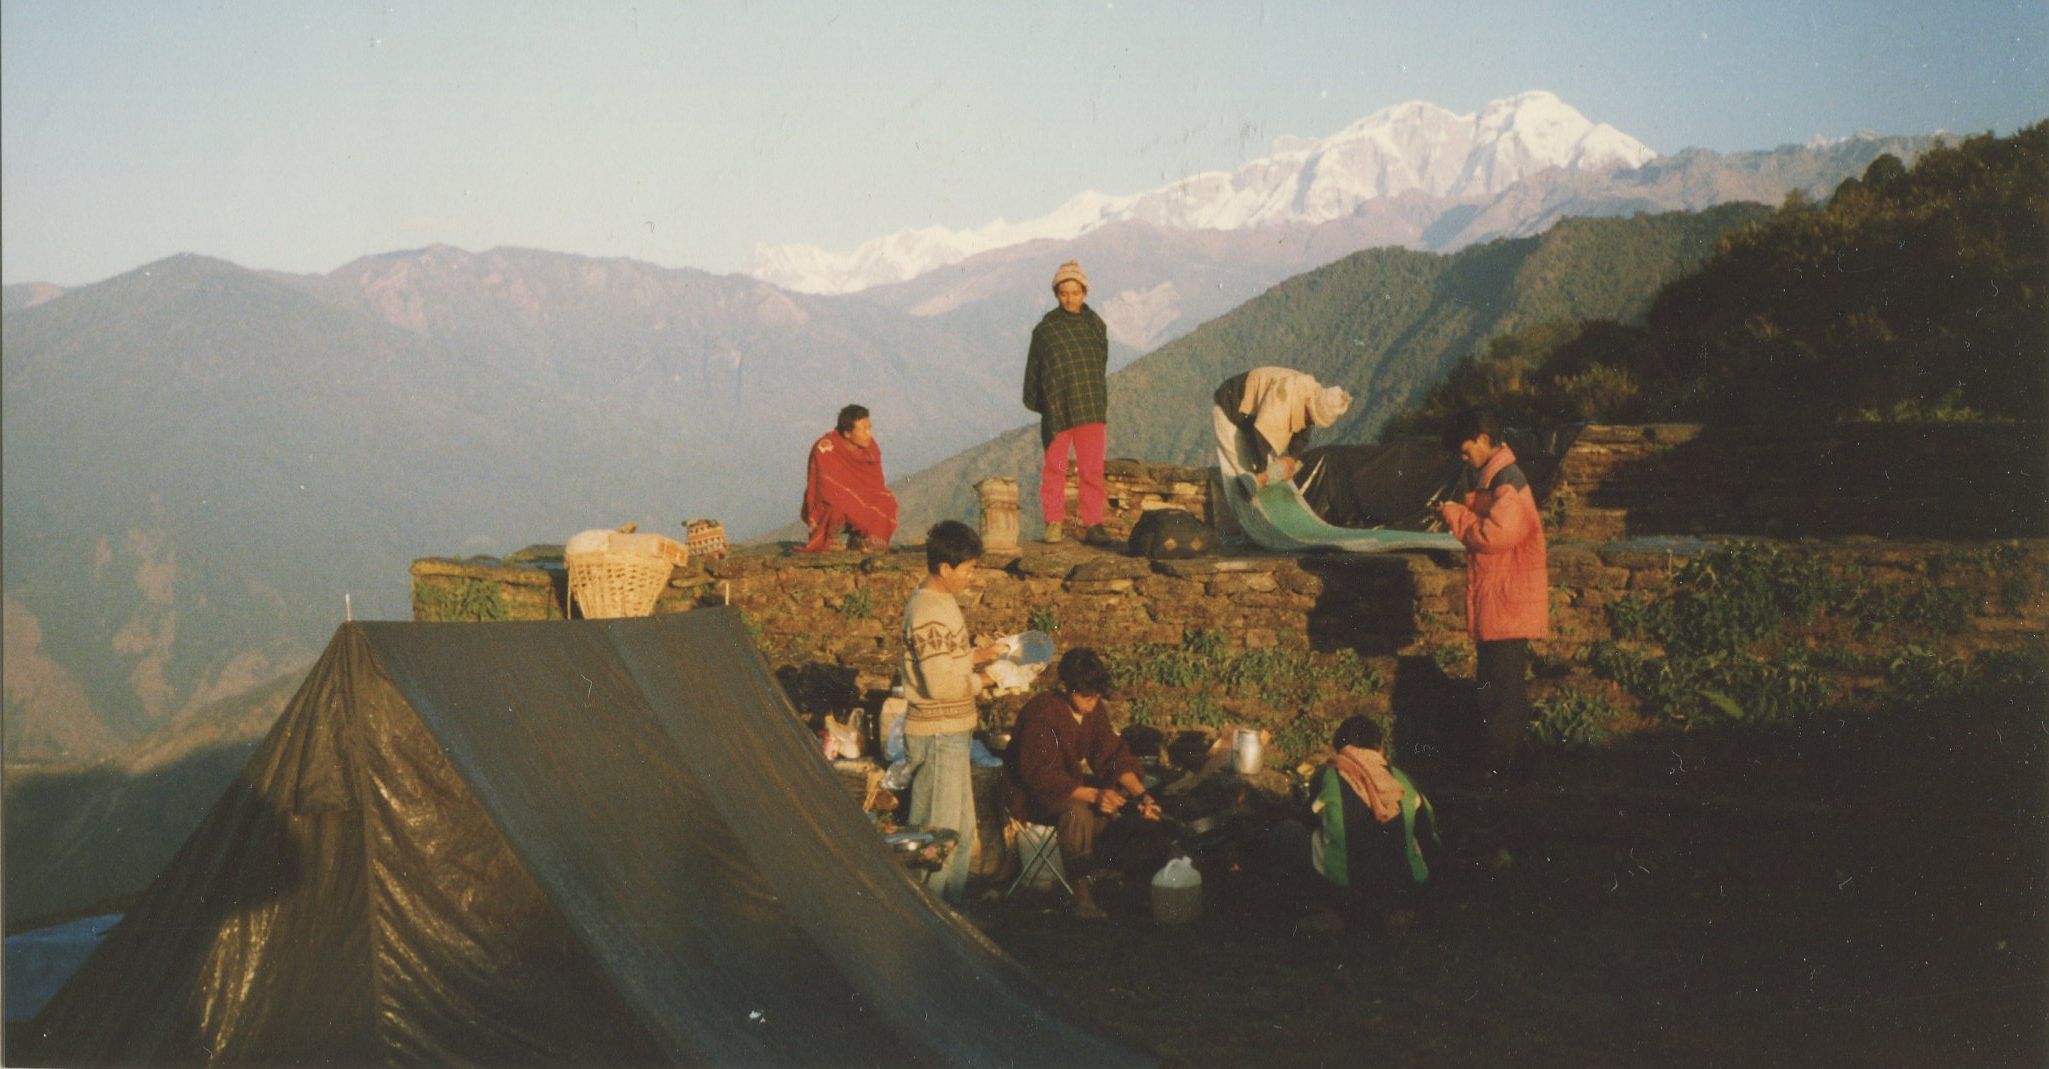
[1593,540,2019,729]
[1181,693,1229,731]
[1883,642,2049,707]
[1608,542,1842,656]
[1590,642,1836,727]
[413,578,508,622]
[1384,123,2048,434]
[1529,689,1626,748]
[1845,583,1971,638]
[1272,714,1341,766]
[1104,630,1381,746]
[1108,630,1380,711]
[1931,542,2039,614]
[833,587,874,620]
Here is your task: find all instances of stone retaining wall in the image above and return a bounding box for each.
[1058,458,1217,542]
[413,534,2049,746]
[1058,422,2047,545]
[1542,422,2047,542]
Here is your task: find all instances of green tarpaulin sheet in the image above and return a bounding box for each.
[1227,474,1462,554]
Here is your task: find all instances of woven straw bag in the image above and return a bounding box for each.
[566,550,675,619]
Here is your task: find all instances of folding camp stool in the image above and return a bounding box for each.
[1003,819,1074,898]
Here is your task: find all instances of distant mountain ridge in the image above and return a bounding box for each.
[840,130,1937,377]
[1,248,1025,760]
[751,90,1656,294]
[2,282,66,313]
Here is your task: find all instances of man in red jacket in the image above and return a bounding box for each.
[1002,648,1161,918]
[1438,409,1550,778]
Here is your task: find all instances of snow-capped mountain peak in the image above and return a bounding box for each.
[749,91,1656,295]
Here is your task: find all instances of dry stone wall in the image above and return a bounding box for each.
[1065,422,2047,544]
[412,534,2048,749]
[1541,423,2047,542]
[410,424,2046,758]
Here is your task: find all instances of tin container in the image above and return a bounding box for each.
[1231,728,1264,775]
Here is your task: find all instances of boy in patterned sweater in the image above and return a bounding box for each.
[900,520,1000,905]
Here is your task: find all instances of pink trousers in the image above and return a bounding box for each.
[1040,422,1106,527]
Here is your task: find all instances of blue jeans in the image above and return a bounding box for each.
[905,730,975,905]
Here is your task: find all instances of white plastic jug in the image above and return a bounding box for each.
[1150,856,1203,925]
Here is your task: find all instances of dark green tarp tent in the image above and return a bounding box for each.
[21,609,1153,1067]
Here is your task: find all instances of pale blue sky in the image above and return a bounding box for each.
[3,1,2044,286]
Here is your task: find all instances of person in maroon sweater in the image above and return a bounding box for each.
[1001,648,1162,918]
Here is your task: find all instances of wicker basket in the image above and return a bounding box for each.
[565,550,675,619]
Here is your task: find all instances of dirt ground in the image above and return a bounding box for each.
[967,695,2048,1067]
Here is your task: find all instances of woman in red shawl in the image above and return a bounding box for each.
[800,404,899,552]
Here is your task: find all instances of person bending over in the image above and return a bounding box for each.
[800,404,899,552]
[1212,367,1351,488]
[1001,648,1161,919]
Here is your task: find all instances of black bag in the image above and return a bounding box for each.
[1127,508,1216,559]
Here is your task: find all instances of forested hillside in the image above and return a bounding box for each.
[888,202,1771,532]
[1385,122,2048,435]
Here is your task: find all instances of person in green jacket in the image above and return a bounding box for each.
[1021,260,1110,544]
[1307,714,1438,913]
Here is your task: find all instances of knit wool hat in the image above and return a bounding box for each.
[1051,260,1088,294]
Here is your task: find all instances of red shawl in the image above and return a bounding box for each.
[801,430,898,543]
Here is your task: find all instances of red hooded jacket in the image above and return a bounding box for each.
[1442,445,1550,642]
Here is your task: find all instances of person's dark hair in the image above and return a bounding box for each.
[924,520,982,573]
[1442,407,1503,452]
[1056,648,1114,698]
[835,404,870,435]
[1331,714,1384,752]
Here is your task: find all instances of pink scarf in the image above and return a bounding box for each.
[1332,746,1403,824]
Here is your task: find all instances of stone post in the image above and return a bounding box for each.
[974,477,1021,552]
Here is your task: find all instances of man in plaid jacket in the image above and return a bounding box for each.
[1021,260,1110,543]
